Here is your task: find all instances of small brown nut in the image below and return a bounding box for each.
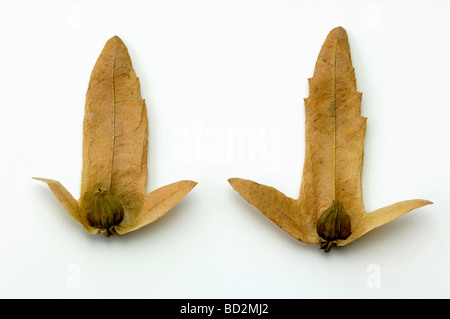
[316,201,351,252]
[86,189,124,237]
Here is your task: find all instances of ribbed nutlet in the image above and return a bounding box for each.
[86,189,124,237]
[316,200,352,252]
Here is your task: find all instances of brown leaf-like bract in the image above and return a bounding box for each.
[228,27,432,251]
[34,36,197,236]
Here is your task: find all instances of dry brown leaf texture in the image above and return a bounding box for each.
[228,27,432,252]
[34,36,197,236]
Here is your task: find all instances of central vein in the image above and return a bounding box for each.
[333,35,337,201]
[109,40,116,189]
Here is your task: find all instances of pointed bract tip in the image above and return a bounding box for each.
[412,199,433,207]
[328,26,347,38]
[178,180,198,191]
[110,35,122,41]
[189,180,198,188]
[104,35,125,48]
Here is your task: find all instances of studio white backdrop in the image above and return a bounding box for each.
[1,0,449,298]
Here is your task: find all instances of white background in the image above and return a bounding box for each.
[1,0,449,299]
